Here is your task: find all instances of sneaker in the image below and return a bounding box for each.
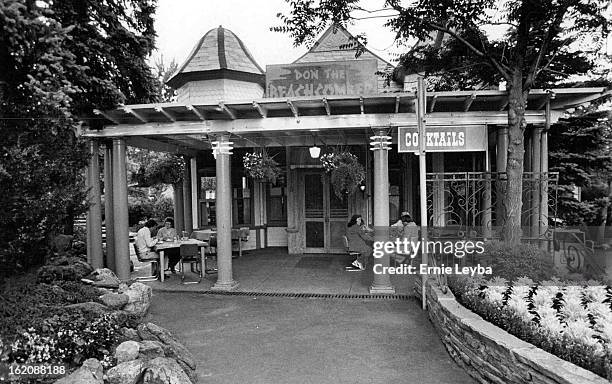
[344,265,362,272]
[351,260,360,268]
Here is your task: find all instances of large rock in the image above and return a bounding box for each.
[104,359,146,384]
[142,357,193,384]
[123,282,152,316]
[115,340,140,364]
[99,293,129,309]
[137,323,196,370]
[54,358,103,384]
[120,327,141,342]
[138,340,165,361]
[85,268,121,288]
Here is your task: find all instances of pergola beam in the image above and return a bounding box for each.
[155,106,175,122]
[464,93,477,112]
[322,98,331,115]
[253,101,267,118]
[93,109,120,125]
[185,105,206,121]
[84,111,548,138]
[429,95,438,112]
[218,102,236,120]
[122,106,147,123]
[287,100,298,119]
[125,136,198,156]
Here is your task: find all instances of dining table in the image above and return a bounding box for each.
[153,238,208,282]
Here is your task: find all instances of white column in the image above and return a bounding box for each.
[191,157,198,229]
[87,140,104,269]
[112,138,130,281]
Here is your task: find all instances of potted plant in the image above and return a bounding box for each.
[243,151,282,184]
[320,151,365,199]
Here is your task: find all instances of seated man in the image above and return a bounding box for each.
[156,217,180,273]
[390,212,419,263]
[136,219,159,260]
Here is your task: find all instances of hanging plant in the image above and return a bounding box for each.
[322,151,365,199]
[243,151,282,184]
[135,155,184,186]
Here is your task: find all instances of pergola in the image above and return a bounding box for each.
[82,86,609,292]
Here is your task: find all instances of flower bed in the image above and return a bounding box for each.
[449,275,612,380]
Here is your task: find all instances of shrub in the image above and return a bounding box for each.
[152,196,174,219]
[481,240,555,282]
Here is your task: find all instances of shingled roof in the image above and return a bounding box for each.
[167,25,264,89]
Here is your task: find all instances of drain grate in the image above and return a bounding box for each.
[192,290,412,300]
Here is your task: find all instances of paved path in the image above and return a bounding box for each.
[148,292,475,384]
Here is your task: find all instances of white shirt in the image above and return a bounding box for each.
[136,226,158,256]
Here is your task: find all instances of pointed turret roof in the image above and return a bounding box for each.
[167,26,264,88]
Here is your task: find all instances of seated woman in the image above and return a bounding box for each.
[156,217,180,274]
[345,214,374,270]
[390,212,419,263]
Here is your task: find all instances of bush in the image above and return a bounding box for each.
[152,196,174,220]
[481,240,555,282]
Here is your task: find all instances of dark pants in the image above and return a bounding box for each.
[165,248,180,270]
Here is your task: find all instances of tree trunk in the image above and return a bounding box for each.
[503,73,528,244]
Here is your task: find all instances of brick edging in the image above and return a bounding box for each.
[425,280,608,384]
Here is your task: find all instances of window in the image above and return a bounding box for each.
[232,177,253,225]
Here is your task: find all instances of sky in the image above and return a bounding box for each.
[152,0,404,68]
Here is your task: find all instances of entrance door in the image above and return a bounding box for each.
[302,171,348,253]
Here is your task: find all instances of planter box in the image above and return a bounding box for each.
[424,280,609,384]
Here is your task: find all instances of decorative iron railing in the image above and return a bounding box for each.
[425,172,559,241]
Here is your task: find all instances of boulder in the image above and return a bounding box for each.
[118,282,129,293]
[137,323,196,371]
[54,358,103,384]
[123,282,152,316]
[142,357,193,384]
[120,327,141,342]
[138,340,165,361]
[115,340,140,364]
[104,359,146,384]
[85,268,121,289]
[65,302,110,316]
[99,293,129,309]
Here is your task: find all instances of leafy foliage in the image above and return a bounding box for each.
[322,152,365,199]
[243,152,282,184]
[0,0,158,272]
[134,155,184,187]
[480,240,555,282]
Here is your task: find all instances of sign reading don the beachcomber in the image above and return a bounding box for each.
[266,59,378,98]
[398,125,487,152]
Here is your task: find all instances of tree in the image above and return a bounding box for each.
[0,0,158,272]
[274,0,611,243]
[549,110,612,241]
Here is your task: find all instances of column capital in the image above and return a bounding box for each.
[369,133,392,151]
[211,139,233,157]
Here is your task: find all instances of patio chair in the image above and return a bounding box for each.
[179,243,202,284]
[342,235,362,271]
[205,235,218,275]
[133,243,160,281]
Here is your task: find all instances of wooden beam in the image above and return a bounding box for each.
[124,136,197,156]
[163,135,207,150]
[218,102,236,120]
[185,105,205,121]
[464,93,476,112]
[155,106,175,122]
[121,106,147,123]
[253,101,267,118]
[359,97,364,114]
[83,111,547,138]
[322,98,331,115]
[93,109,120,125]
[429,95,438,113]
[287,100,298,118]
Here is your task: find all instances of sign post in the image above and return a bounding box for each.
[417,77,428,310]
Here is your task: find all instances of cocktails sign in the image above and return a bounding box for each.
[266,59,378,98]
[398,125,487,152]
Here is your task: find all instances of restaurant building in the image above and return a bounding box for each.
[84,24,608,292]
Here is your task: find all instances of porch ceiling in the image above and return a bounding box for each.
[84,87,609,154]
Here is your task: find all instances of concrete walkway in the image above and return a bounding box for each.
[147,292,474,384]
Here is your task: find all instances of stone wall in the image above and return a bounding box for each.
[425,281,608,384]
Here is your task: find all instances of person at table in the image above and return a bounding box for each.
[156,217,180,274]
[135,219,159,260]
[345,214,374,270]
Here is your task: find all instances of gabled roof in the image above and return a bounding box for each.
[293,24,394,67]
[167,26,264,88]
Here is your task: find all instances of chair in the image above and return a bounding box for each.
[231,227,250,258]
[205,235,218,275]
[133,243,160,281]
[342,235,362,269]
[179,243,202,284]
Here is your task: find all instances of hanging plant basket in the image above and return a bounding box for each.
[243,151,282,184]
[135,155,184,186]
[320,151,365,199]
